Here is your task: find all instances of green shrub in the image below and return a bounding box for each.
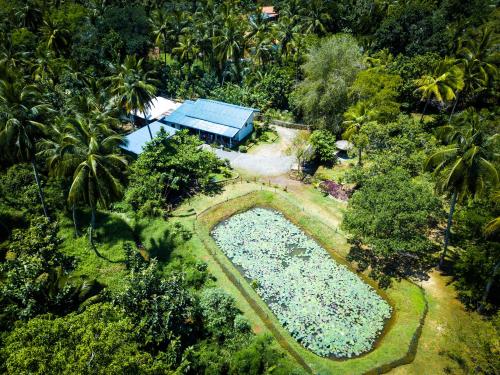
[200,288,239,340]
[125,130,223,216]
[0,217,102,328]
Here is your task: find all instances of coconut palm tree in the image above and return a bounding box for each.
[247,10,274,67]
[342,102,377,166]
[214,14,246,82]
[41,19,70,57]
[65,116,127,248]
[71,76,119,129]
[425,109,499,269]
[150,9,170,64]
[38,117,83,234]
[0,34,31,69]
[111,56,157,139]
[157,5,187,56]
[415,58,464,122]
[173,34,200,64]
[299,0,332,35]
[453,27,498,118]
[274,15,298,59]
[15,0,43,31]
[249,34,274,67]
[0,76,52,218]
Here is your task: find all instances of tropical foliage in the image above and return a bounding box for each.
[343,169,440,287]
[292,34,363,132]
[0,217,101,329]
[125,130,223,216]
[0,0,498,372]
[309,129,337,165]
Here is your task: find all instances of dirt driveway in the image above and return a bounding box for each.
[248,126,299,157]
[207,126,300,177]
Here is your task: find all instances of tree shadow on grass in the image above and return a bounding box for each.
[68,209,135,264]
[135,221,192,263]
[204,183,224,197]
[89,241,124,264]
[73,210,135,244]
[95,213,135,246]
[346,241,434,288]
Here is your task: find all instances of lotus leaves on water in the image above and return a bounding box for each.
[211,208,392,358]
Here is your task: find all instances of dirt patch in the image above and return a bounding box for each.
[249,126,299,157]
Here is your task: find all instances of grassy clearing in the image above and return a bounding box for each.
[315,163,354,182]
[390,270,493,375]
[190,188,426,374]
[58,211,133,291]
[410,112,434,123]
[58,211,190,291]
[243,130,280,152]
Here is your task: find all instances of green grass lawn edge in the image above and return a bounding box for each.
[193,190,427,375]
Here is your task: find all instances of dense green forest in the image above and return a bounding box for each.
[0,0,499,374]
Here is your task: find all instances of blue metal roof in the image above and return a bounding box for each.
[165,110,239,138]
[121,121,178,154]
[163,99,258,136]
[191,99,257,129]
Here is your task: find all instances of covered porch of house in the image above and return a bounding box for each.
[182,125,236,148]
[163,117,240,148]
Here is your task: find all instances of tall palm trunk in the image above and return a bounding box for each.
[147,123,153,140]
[440,190,457,269]
[131,109,137,130]
[478,261,500,313]
[420,98,430,123]
[89,205,96,245]
[295,46,302,83]
[88,205,103,257]
[164,40,168,65]
[31,159,49,219]
[449,93,459,122]
[72,203,79,237]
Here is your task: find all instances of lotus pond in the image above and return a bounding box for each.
[211,208,392,358]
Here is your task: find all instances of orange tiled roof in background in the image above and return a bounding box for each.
[261,6,278,18]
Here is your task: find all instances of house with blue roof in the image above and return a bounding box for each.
[163,99,258,147]
[121,120,178,155]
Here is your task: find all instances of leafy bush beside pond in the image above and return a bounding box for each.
[211,208,392,358]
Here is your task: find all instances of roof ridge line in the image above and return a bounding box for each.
[197,98,258,112]
[184,114,241,129]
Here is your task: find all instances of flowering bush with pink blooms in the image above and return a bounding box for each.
[319,180,353,201]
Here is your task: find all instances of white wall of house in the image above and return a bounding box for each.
[234,113,255,142]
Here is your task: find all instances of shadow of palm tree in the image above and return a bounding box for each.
[135,221,192,263]
[73,210,136,263]
[89,240,124,264]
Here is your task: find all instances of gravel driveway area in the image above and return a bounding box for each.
[205,126,300,177]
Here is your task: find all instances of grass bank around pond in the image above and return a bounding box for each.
[180,187,427,375]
